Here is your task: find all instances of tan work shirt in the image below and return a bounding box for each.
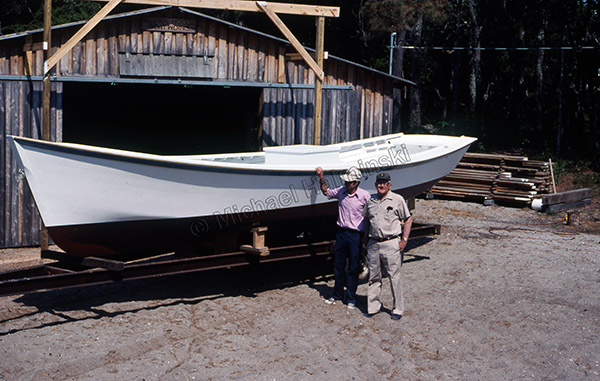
[363,191,411,240]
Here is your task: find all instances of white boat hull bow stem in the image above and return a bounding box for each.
[9,133,476,256]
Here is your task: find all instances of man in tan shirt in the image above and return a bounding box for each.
[362,172,412,320]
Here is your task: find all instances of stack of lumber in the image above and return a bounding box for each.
[427,152,553,207]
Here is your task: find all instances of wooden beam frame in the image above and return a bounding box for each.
[93,0,340,17]
[45,0,338,78]
[256,1,323,81]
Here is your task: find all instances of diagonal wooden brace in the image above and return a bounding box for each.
[256,1,324,81]
[44,0,123,75]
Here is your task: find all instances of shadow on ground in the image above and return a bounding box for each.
[1,236,436,335]
[0,256,337,335]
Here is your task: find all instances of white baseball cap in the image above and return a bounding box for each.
[340,168,362,182]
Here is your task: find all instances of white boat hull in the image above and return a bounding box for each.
[9,133,475,256]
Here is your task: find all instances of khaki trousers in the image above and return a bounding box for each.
[366,238,404,315]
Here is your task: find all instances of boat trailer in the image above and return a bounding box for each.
[0,223,440,297]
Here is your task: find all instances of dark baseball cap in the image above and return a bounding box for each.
[375,172,391,183]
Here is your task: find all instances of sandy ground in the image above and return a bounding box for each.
[0,199,599,380]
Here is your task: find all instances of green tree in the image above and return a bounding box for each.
[1,0,100,35]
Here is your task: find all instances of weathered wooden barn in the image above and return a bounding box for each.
[0,6,411,248]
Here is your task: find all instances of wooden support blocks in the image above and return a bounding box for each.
[41,250,125,271]
[81,257,125,272]
[240,226,270,256]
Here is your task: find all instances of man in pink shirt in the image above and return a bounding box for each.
[315,166,370,309]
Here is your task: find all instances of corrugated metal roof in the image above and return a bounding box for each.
[0,5,414,85]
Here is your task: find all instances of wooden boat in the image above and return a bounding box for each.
[8,133,476,257]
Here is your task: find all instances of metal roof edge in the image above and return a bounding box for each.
[326,55,415,86]
[0,6,172,41]
[0,74,354,89]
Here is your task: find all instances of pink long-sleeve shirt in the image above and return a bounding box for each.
[326,186,371,232]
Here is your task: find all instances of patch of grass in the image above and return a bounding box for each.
[550,159,571,185]
[549,160,599,188]
[574,172,600,188]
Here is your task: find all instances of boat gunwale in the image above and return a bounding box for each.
[8,134,477,176]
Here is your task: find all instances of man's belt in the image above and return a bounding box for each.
[337,226,361,234]
[370,234,400,242]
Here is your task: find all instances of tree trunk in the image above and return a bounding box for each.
[392,30,407,132]
[587,90,600,161]
[535,24,545,134]
[556,47,564,156]
[392,30,406,77]
[513,22,525,132]
[466,0,481,118]
[450,0,463,135]
[408,15,423,130]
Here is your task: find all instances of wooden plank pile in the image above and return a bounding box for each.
[426,152,553,207]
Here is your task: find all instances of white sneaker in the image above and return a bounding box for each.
[325,297,337,305]
[347,302,356,310]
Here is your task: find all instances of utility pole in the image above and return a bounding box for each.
[388,32,397,75]
[40,0,52,251]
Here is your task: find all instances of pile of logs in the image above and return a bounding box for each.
[426,152,553,207]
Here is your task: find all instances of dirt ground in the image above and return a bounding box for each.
[0,199,599,380]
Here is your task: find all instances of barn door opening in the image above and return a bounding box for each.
[62,82,262,154]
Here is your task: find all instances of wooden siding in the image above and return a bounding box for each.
[0,8,400,248]
[29,14,286,82]
[0,81,62,248]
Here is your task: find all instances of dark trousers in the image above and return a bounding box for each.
[332,229,361,305]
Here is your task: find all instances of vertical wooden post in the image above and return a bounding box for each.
[42,0,52,140]
[25,35,33,75]
[42,79,51,141]
[277,46,286,83]
[313,16,325,145]
[40,0,52,251]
